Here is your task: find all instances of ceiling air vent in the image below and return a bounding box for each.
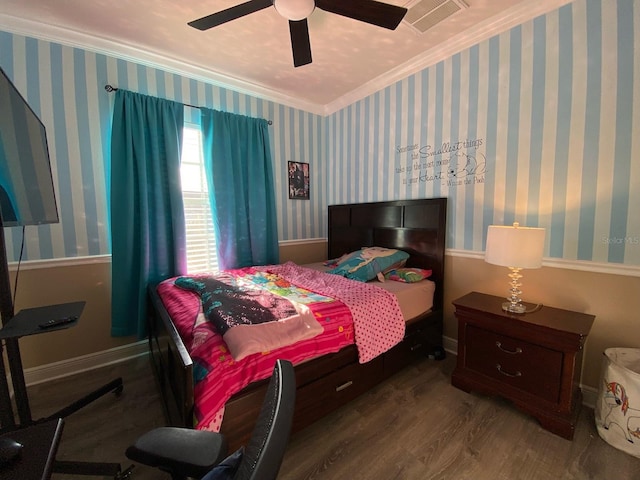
[403,0,468,34]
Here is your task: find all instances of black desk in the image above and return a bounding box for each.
[0,302,124,478]
[0,418,64,480]
[0,302,84,340]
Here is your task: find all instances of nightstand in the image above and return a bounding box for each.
[451,291,595,440]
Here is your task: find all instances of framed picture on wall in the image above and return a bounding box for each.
[288,161,310,200]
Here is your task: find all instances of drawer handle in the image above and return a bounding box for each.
[495,341,522,355]
[496,364,522,378]
[335,381,353,392]
[410,343,423,352]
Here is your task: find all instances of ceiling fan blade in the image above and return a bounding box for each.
[188,0,273,30]
[316,0,407,30]
[289,19,312,67]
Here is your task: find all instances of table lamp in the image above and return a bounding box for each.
[485,222,545,313]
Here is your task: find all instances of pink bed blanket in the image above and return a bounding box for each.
[156,262,405,431]
[260,262,406,363]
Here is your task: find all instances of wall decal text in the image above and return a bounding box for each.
[396,138,486,188]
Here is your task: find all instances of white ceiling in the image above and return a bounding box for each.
[0,0,573,115]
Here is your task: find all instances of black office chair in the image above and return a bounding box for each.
[126,359,296,480]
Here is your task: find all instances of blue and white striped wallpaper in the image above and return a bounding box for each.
[327,0,639,266]
[0,32,325,262]
[1,0,639,267]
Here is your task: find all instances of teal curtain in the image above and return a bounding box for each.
[110,90,186,337]
[200,109,279,270]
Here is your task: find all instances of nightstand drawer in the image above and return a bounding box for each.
[465,325,563,403]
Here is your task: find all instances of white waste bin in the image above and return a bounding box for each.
[594,347,640,458]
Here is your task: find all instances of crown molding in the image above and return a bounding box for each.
[323,0,575,115]
[0,13,326,116]
[1,1,574,118]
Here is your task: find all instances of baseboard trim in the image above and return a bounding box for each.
[581,386,598,409]
[443,335,458,356]
[23,335,600,410]
[23,340,149,387]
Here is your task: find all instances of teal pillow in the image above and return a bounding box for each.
[327,247,409,282]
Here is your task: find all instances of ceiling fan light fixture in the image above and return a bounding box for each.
[273,0,315,21]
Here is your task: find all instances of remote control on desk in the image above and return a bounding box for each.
[38,316,77,329]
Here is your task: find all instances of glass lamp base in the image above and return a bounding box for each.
[502,301,526,314]
[503,267,527,314]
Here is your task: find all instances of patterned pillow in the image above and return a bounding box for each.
[384,268,432,283]
[327,247,409,282]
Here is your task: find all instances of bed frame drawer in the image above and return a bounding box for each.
[295,346,359,387]
[221,353,382,451]
[293,355,383,432]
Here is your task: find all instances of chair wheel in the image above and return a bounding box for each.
[428,346,446,361]
[115,464,135,479]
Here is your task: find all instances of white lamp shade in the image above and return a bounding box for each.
[485,223,546,269]
[273,0,316,20]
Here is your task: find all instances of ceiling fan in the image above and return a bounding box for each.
[188,0,408,67]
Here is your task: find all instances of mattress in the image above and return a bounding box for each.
[302,262,435,322]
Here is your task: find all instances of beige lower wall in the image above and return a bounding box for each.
[10,242,639,392]
[10,259,132,369]
[278,240,327,265]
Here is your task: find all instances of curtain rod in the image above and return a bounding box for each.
[105,85,273,125]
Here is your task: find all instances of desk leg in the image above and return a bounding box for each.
[0,222,32,426]
[0,341,15,428]
[5,337,31,424]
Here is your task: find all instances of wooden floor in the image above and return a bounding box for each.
[24,353,640,479]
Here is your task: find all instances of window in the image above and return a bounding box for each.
[180,125,219,274]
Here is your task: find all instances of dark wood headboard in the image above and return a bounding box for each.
[328,198,447,311]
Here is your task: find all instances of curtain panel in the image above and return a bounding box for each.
[110,90,186,338]
[200,109,279,270]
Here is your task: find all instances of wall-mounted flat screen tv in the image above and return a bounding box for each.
[0,66,59,227]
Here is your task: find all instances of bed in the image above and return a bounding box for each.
[147,198,447,451]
